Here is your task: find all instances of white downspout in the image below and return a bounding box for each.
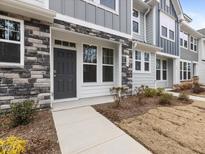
[144,6,151,42]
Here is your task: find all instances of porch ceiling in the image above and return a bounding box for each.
[133,41,162,52]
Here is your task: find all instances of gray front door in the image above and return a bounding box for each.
[54,48,76,100]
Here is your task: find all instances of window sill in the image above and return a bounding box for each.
[0,63,24,69]
[82,82,114,87]
[82,0,119,15]
[133,71,151,74]
[160,36,175,43]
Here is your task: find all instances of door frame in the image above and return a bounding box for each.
[50,37,79,103]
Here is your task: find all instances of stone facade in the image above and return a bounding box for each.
[0,12,51,109]
[54,19,133,91]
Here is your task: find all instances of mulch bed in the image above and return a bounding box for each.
[172,89,205,98]
[0,110,61,154]
[93,96,191,123]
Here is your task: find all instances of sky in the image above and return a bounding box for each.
[180,0,205,30]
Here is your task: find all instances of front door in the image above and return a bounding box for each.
[54,48,76,100]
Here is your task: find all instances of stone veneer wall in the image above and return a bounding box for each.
[0,12,51,110]
[54,19,133,93]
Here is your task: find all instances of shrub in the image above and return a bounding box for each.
[144,88,157,97]
[173,82,192,91]
[178,93,190,102]
[192,77,204,94]
[110,86,128,107]
[159,93,173,105]
[135,85,147,103]
[10,100,36,127]
[0,136,27,154]
[156,88,165,96]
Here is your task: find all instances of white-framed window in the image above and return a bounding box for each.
[132,9,140,34]
[156,58,167,81]
[102,48,114,82]
[180,61,192,81]
[83,0,119,14]
[160,12,175,42]
[0,15,24,67]
[83,44,97,83]
[190,36,197,52]
[180,31,188,49]
[134,51,150,73]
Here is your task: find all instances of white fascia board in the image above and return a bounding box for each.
[55,13,132,40]
[156,52,180,59]
[0,0,56,23]
[181,21,203,38]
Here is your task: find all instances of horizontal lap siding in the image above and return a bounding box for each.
[49,0,131,34]
[132,53,156,89]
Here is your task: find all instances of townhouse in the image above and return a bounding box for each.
[0,0,204,109]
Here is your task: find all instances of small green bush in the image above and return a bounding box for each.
[156,88,165,96]
[10,100,36,127]
[178,93,190,102]
[144,88,157,97]
[159,93,173,105]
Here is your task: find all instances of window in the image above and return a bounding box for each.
[180,31,188,49]
[156,59,167,81]
[161,26,167,37]
[135,51,150,72]
[133,9,140,34]
[100,0,115,10]
[0,16,24,66]
[180,61,192,81]
[169,30,174,40]
[190,36,197,52]
[102,48,114,82]
[135,51,141,71]
[84,0,118,13]
[54,40,76,48]
[83,44,97,82]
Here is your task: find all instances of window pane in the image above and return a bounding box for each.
[188,72,191,80]
[163,71,167,80]
[180,62,183,70]
[103,66,113,82]
[183,62,187,70]
[0,42,20,63]
[83,44,97,63]
[169,30,174,40]
[83,65,97,82]
[156,59,161,69]
[103,48,113,65]
[180,71,183,80]
[184,72,187,80]
[100,0,115,10]
[156,70,161,80]
[180,38,183,46]
[191,44,193,50]
[161,26,167,37]
[162,60,167,69]
[194,45,197,51]
[184,40,188,48]
[9,31,20,41]
[145,62,149,71]
[144,53,150,61]
[133,10,139,18]
[135,51,141,60]
[0,29,6,39]
[135,61,141,71]
[0,19,5,29]
[133,21,139,33]
[8,21,20,32]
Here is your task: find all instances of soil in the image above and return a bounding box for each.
[0,110,61,154]
[93,96,205,154]
[177,89,205,98]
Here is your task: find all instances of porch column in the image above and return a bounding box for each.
[173,58,180,85]
[116,43,122,87]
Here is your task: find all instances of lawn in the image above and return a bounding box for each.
[94,96,205,154]
[0,110,61,154]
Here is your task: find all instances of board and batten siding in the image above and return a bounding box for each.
[156,0,180,56]
[133,11,145,41]
[132,53,156,90]
[49,0,131,34]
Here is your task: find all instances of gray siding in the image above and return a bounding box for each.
[133,53,156,89]
[180,48,198,62]
[146,9,153,44]
[156,0,180,56]
[50,0,131,34]
[133,12,145,41]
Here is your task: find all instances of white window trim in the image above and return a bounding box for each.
[160,25,175,42]
[190,36,198,52]
[156,58,168,81]
[132,9,140,35]
[0,15,24,68]
[83,0,119,15]
[134,51,151,73]
[102,47,115,83]
[180,31,188,49]
[180,60,192,81]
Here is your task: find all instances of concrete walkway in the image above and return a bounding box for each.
[52,106,151,154]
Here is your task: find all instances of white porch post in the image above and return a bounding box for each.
[173,58,180,85]
[116,43,122,87]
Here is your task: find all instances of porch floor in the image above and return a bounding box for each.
[52,96,114,112]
